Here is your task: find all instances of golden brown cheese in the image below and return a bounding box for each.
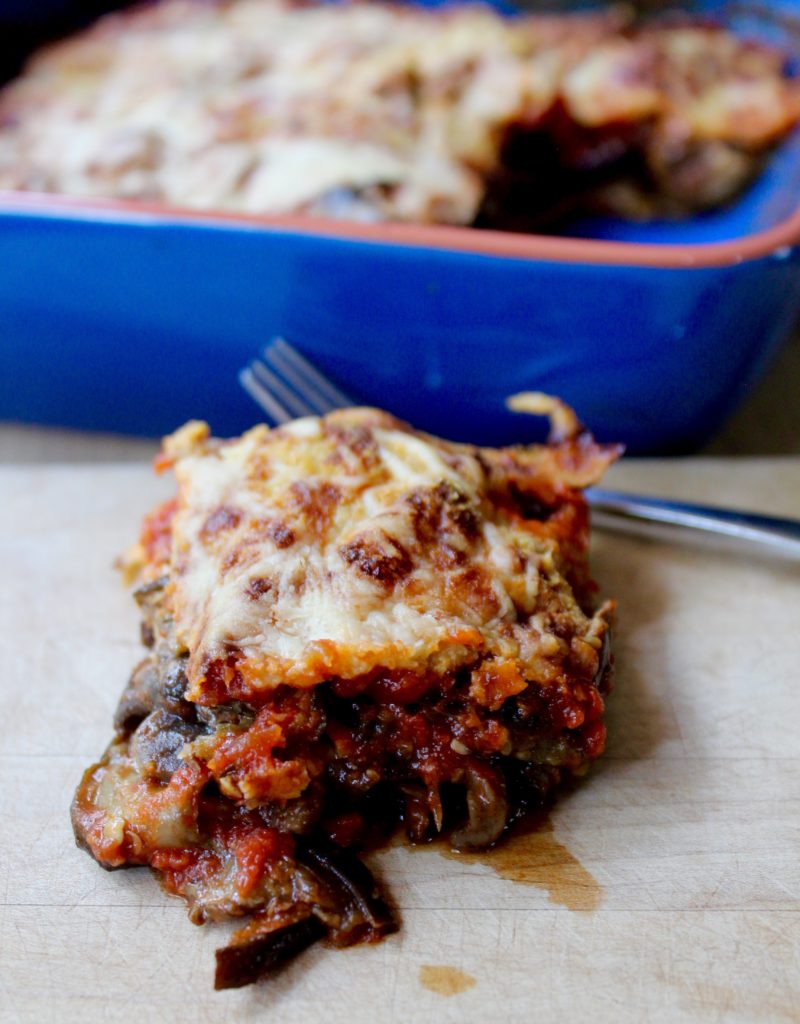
[157,409,613,703]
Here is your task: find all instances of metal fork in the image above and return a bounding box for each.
[240,337,355,422]
[240,339,800,558]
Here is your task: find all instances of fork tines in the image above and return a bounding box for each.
[240,337,354,425]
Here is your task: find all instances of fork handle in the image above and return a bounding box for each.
[586,488,800,558]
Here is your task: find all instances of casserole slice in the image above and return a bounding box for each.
[73,400,619,988]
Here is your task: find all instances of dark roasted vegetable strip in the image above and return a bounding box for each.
[214,915,327,990]
[295,840,398,945]
[450,763,509,851]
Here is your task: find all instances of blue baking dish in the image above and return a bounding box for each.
[1,0,800,453]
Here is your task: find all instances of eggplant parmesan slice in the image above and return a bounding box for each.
[1,0,798,230]
[72,400,620,986]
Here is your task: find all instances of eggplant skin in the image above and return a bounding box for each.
[449,763,509,852]
[213,843,399,990]
[214,917,327,991]
[294,840,399,945]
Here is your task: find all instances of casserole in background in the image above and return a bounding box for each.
[2,1,798,228]
[1,0,800,453]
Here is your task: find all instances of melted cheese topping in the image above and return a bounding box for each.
[0,0,796,224]
[159,409,614,702]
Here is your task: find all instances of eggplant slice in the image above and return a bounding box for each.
[215,914,327,991]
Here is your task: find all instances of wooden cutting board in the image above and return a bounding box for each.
[2,458,799,1024]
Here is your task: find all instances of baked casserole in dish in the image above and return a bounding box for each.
[1,0,800,452]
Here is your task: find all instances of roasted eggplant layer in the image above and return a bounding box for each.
[2,0,799,230]
[72,400,617,988]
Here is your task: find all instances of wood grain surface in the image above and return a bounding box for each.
[1,458,799,1024]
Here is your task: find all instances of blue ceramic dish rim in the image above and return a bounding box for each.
[2,187,800,269]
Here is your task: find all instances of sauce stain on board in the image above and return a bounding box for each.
[440,814,602,911]
[419,965,477,996]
